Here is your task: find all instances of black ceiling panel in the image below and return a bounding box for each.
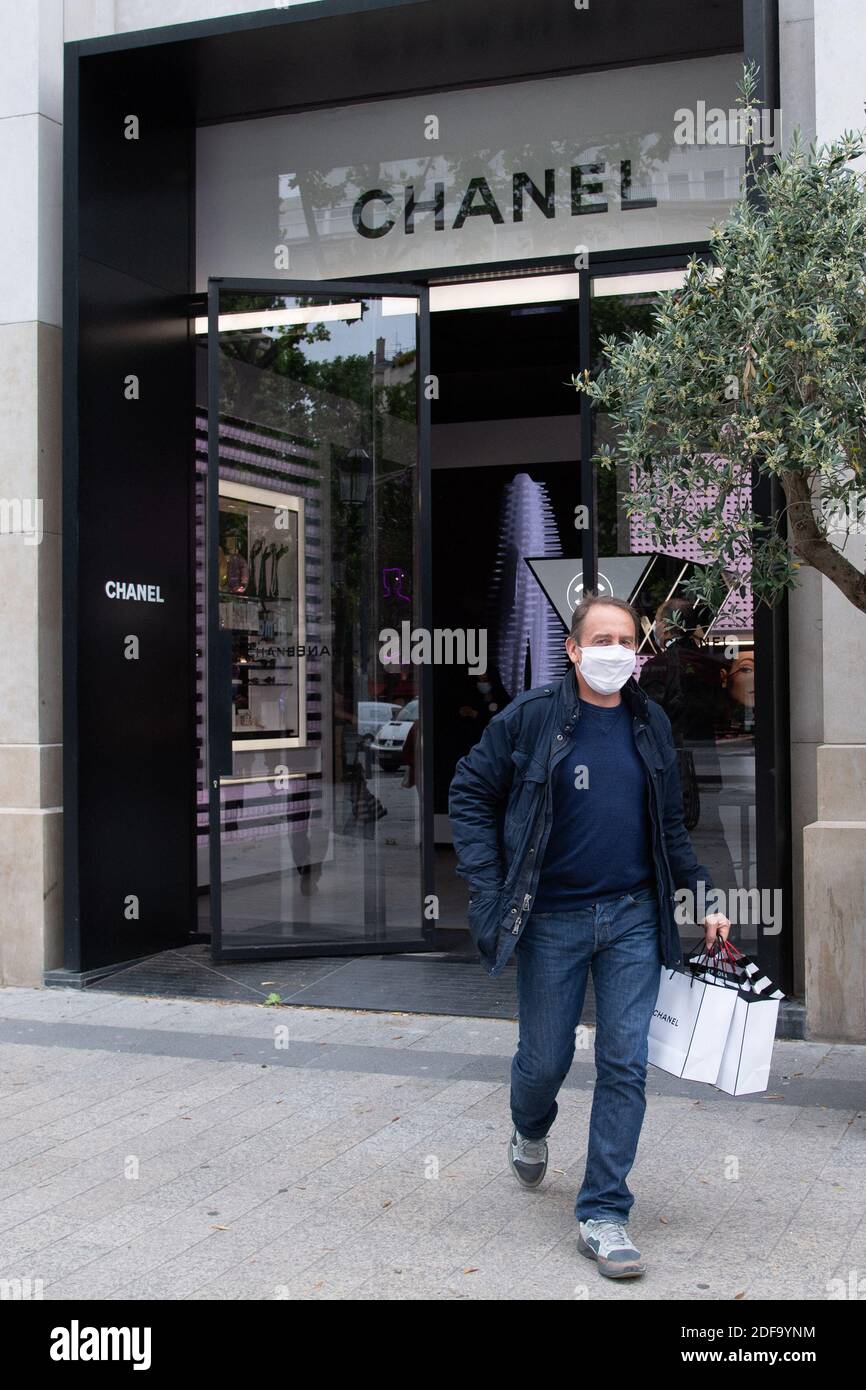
[75,0,742,127]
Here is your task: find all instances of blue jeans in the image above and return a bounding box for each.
[510,886,662,1224]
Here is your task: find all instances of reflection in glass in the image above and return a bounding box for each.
[199,291,424,951]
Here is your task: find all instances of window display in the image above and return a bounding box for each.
[217,481,305,749]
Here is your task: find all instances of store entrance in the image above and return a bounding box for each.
[198,262,776,975]
[426,286,582,931]
[428,265,763,963]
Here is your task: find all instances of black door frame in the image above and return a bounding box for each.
[206,274,436,961]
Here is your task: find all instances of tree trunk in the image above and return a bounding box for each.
[781,468,866,614]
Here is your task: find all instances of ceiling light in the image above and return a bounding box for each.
[194,302,363,334]
[430,272,579,312]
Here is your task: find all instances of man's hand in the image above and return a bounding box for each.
[702,912,731,950]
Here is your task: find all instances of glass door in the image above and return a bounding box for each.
[205,278,430,958]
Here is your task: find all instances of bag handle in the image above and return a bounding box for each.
[687,938,742,989]
[717,938,786,1000]
[718,938,744,961]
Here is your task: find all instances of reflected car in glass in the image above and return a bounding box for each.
[370,699,420,771]
[357,702,401,742]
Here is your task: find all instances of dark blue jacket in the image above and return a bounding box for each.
[448,667,713,976]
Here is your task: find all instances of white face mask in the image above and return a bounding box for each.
[577,644,637,695]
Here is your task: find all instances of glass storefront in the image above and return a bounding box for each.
[198,285,427,954]
[195,266,761,959]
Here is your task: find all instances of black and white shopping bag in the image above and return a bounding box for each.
[714,942,786,1096]
[647,950,739,1083]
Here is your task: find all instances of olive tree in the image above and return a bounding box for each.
[574,72,866,617]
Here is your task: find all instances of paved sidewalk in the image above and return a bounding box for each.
[0,986,863,1301]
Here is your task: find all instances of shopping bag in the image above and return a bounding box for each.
[647,957,739,1082]
[713,941,785,1096]
[715,988,781,1095]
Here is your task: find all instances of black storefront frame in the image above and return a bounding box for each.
[60,0,789,993]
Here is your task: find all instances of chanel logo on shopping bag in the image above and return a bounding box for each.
[653,1009,678,1027]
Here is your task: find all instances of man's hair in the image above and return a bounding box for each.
[569,593,641,645]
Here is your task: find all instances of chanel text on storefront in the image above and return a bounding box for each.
[104,581,165,603]
[352,162,656,238]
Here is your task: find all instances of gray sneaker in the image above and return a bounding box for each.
[578,1219,646,1278]
[507,1127,548,1188]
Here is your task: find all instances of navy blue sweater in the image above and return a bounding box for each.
[533,696,655,911]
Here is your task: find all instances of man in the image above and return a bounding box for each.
[448,594,730,1280]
